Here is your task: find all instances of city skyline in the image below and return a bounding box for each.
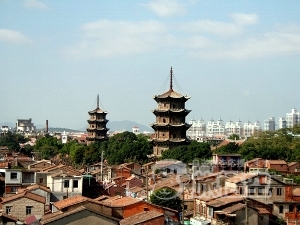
[1,1,300,130]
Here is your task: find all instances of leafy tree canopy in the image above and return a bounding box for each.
[150,187,182,211]
[0,132,28,151]
[161,141,211,163]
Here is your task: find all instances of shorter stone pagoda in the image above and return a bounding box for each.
[86,95,109,145]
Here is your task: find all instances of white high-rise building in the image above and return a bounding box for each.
[264,117,276,131]
[206,118,225,136]
[278,117,286,129]
[187,119,206,139]
[243,120,262,137]
[286,107,300,128]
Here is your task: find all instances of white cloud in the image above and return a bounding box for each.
[62,20,172,58]
[231,13,258,26]
[23,0,48,10]
[188,31,300,60]
[144,0,186,17]
[181,20,244,37]
[0,29,32,44]
[62,17,300,60]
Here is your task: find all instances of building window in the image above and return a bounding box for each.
[279,205,283,213]
[258,187,264,195]
[26,206,32,215]
[277,188,282,195]
[268,188,273,195]
[239,187,244,195]
[289,205,294,212]
[10,173,17,179]
[64,180,70,188]
[249,187,255,195]
[73,180,78,188]
[39,178,44,183]
[6,206,12,214]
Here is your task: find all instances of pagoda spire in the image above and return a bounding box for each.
[170,67,173,91]
[97,94,99,109]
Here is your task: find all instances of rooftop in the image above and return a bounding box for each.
[120,210,163,225]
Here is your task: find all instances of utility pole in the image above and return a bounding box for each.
[245,198,248,225]
[101,150,104,181]
[146,165,149,201]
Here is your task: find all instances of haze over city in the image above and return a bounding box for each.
[1,0,300,130]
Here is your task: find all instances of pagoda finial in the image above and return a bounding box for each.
[97,94,99,109]
[170,67,173,91]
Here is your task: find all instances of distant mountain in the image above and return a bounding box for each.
[79,120,152,133]
[36,127,83,133]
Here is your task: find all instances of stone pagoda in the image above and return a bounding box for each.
[86,95,109,145]
[151,67,191,157]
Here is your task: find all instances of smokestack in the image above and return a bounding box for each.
[46,120,48,133]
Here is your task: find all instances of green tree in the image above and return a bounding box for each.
[228,134,240,140]
[161,141,211,163]
[150,187,182,211]
[214,142,240,154]
[34,135,62,160]
[104,132,152,164]
[0,132,27,151]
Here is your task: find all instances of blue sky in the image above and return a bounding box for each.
[1,0,300,130]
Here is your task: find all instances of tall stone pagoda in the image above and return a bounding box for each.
[151,67,192,157]
[86,95,109,145]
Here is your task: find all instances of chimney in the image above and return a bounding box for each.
[46,120,48,134]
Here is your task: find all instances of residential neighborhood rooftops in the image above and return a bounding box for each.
[120,210,164,225]
[101,196,141,207]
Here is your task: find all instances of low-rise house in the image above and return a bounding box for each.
[191,187,237,224]
[225,172,286,204]
[125,174,143,189]
[103,182,126,197]
[4,169,35,196]
[288,162,300,175]
[28,160,53,171]
[0,191,46,221]
[244,158,266,172]
[266,160,288,175]
[47,171,83,201]
[273,186,300,225]
[18,184,52,211]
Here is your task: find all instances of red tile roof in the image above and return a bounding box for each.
[1,191,46,204]
[41,205,120,224]
[267,160,287,165]
[215,203,245,215]
[120,210,164,225]
[206,194,244,207]
[195,187,236,202]
[226,173,257,183]
[52,195,89,210]
[101,196,141,207]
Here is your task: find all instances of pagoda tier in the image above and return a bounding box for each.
[86,95,109,145]
[151,67,191,157]
[152,109,191,117]
[151,123,191,129]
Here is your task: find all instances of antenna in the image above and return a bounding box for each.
[170,67,173,91]
[97,94,99,109]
